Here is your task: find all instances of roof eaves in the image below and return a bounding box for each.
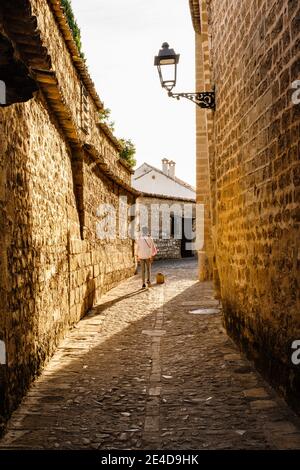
[134,162,196,193]
[97,122,122,151]
[139,191,196,203]
[84,144,140,195]
[47,0,104,111]
[133,168,153,181]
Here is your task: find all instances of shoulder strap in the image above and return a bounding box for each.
[144,237,151,248]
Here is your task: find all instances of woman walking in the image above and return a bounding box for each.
[136,227,158,288]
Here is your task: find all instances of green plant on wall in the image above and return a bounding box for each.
[99,107,115,133]
[99,110,136,168]
[60,0,85,60]
[60,1,136,169]
[119,139,137,168]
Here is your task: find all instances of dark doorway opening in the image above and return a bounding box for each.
[181,218,195,258]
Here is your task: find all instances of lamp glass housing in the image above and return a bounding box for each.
[154,42,180,92]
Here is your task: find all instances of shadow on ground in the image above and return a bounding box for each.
[1,259,300,450]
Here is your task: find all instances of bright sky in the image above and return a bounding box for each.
[71,0,196,186]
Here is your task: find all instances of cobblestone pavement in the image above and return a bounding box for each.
[1,259,300,450]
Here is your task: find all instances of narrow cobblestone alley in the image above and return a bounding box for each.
[1,259,300,450]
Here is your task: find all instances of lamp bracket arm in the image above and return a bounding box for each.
[168,89,215,110]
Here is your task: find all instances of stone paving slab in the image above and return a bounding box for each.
[0,259,300,450]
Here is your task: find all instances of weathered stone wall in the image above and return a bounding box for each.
[154,239,181,260]
[0,97,75,424]
[0,95,136,429]
[0,0,136,431]
[82,151,136,301]
[201,0,300,411]
[29,0,130,185]
[137,195,196,260]
[194,4,215,282]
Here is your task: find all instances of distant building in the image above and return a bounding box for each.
[133,159,196,200]
[132,160,196,260]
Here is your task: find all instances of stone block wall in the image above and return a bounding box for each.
[29,0,130,185]
[154,239,182,260]
[0,95,136,429]
[204,0,300,411]
[0,0,137,430]
[195,24,215,281]
[0,98,76,424]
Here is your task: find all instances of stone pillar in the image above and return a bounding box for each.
[195,27,214,281]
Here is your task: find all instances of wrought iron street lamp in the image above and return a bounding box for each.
[154,42,215,110]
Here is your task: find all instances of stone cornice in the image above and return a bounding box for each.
[47,0,103,111]
[0,0,135,193]
[46,1,136,176]
[32,71,136,194]
[97,122,123,153]
[189,0,201,34]
[84,144,140,196]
